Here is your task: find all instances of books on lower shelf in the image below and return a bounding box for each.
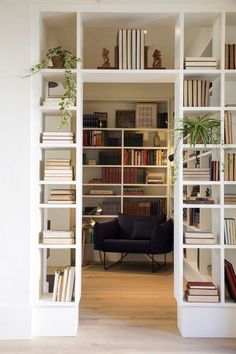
[42,132,75,144]
[183,79,211,107]
[185,281,219,303]
[224,153,236,181]
[52,266,75,302]
[224,218,236,245]
[225,44,236,70]
[44,159,74,181]
[184,57,217,70]
[48,189,76,204]
[224,111,233,144]
[41,230,75,245]
[184,231,215,245]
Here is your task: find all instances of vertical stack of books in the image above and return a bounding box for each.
[44,159,74,181]
[52,266,75,302]
[224,111,233,144]
[185,281,219,303]
[184,231,215,245]
[41,230,75,244]
[184,57,217,70]
[224,218,236,244]
[146,171,164,184]
[183,79,211,107]
[48,189,76,204]
[225,44,236,69]
[117,29,146,70]
[224,153,236,181]
[42,132,74,144]
[183,168,210,181]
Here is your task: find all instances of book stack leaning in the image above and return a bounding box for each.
[185,281,219,303]
[52,266,75,302]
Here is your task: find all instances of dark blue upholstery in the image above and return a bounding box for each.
[104,239,151,253]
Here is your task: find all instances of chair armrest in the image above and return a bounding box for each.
[151,219,173,254]
[93,218,119,250]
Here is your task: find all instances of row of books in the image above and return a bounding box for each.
[102,201,121,215]
[224,218,236,244]
[123,187,144,195]
[44,159,74,181]
[48,189,76,204]
[117,28,145,70]
[184,56,217,70]
[224,111,233,144]
[225,44,236,70]
[224,153,236,181]
[83,130,106,146]
[41,230,75,245]
[185,281,219,303]
[101,167,121,183]
[183,168,210,181]
[183,79,210,107]
[52,266,75,302]
[123,167,146,184]
[123,199,166,216]
[124,133,143,147]
[123,149,167,166]
[41,131,75,144]
[184,231,215,245]
[98,151,121,165]
[83,113,107,128]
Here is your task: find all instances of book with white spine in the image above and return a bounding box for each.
[65,267,75,302]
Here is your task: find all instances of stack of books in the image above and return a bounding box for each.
[183,79,211,107]
[185,281,219,303]
[224,111,233,144]
[183,168,210,181]
[225,44,236,69]
[146,171,164,184]
[52,266,75,302]
[224,153,236,181]
[224,194,236,205]
[44,159,74,181]
[48,189,76,204]
[224,218,236,244]
[184,231,215,245]
[117,29,146,70]
[89,189,114,195]
[42,132,74,144]
[41,230,75,245]
[184,57,217,70]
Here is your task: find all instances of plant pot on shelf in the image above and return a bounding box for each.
[51,55,64,68]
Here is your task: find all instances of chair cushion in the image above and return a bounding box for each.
[118,214,166,239]
[104,239,151,253]
[131,220,156,240]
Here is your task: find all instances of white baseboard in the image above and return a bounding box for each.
[0,306,32,339]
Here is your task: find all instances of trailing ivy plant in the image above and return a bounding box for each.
[23,46,80,128]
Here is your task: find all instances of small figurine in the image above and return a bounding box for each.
[101,48,110,68]
[152,49,163,69]
[205,188,210,197]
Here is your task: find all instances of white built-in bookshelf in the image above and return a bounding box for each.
[30,6,236,337]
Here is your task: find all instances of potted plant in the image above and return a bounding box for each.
[23,46,81,127]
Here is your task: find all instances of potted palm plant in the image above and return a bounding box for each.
[23,46,81,127]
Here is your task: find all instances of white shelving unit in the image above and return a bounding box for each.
[30,5,236,338]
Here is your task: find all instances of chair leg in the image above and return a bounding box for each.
[103,252,129,270]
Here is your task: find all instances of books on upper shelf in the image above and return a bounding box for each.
[41,230,75,245]
[184,57,217,70]
[224,218,236,245]
[183,79,211,107]
[44,159,74,181]
[184,231,215,245]
[225,44,236,70]
[123,149,167,166]
[83,112,107,128]
[48,189,76,204]
[224,153,236,181]
[42,132,75,144]
[52,266,75,302]
[183,168,210,181]
[185,281,219,303]
[224,111,233,144]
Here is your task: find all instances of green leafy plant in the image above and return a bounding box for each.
[23,46,80,128]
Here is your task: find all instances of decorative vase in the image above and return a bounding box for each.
[51,55,64,68]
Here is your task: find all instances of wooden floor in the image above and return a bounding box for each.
[1,263,236,353]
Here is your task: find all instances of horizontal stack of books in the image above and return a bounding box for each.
[123,149,167,166]
[224,194,236,205]
[102,200,121,215]
[224,218,236,244]
[42,132,74,144]
[48,189,76,204]
[225,44,236,69]
[98,151,121,165]
[117,29,146,70]
[146,171,164,184]
[185,281,219,303]
[124,133,143,147]
[52,266,75,302]
[44,159,74,181]
[123,187,144,195]
[183,168,210,181]
[183,79,211,107]
[224,153,236,181]
[184,231,215,245]
[224,111,233,144]
[89,189,114,195]
[184,57,217,70]
[83,112,107,128]
[41,230,75,245]
[124,167,146,184]
[184,196,215,204]
[123,199,166,216]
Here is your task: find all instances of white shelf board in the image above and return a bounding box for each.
[83,128,168,132]
[183,181,221,185]
[39,204,76,208]
[83,146,121,149]
[83,195,121,198]
[83,183,121,186]
[124,165,167,168]
[183,204,220,208]
[224,245,236,249]
[224,106,236,111]
[124,146,168,150]
[39,181,76,185]
[39,106,77,114]
[223,144,236,149]
[183,244,221,249]
[82,215,117,218]
[36,293,77,307]
[123,195,167,198]
[224,181,236,185]
[183,144,220,149]
[38,244,76,249]
[40,143,76,149]
[83,165,121,167]
[224,205,236,209]
[182,300,223,307]
[183,69,221,79]
[183,107,221,114]
[40,68,77,79]
[123,183,168,187]
[81,69,179,83]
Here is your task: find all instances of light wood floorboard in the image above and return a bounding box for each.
[1,263,236,354]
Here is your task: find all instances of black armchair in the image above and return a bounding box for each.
[93,214,173,272]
